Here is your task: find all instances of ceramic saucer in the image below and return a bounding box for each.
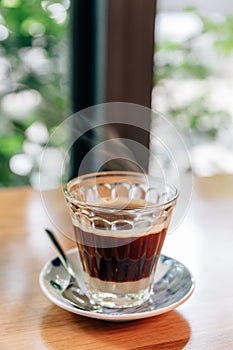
[39,248,195,322]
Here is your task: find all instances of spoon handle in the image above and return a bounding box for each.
[45,229,76,280]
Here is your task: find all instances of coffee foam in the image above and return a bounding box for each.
[71,197,172,238]
[88,197,150,209]
[72,218,169,238]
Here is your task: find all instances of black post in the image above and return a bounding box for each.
[69,0,106,178]
[69,0,156,178]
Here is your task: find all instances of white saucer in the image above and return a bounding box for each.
[39,248,195,322]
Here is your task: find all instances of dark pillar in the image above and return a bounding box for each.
[69,0,156,177]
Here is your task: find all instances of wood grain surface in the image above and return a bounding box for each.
[0,183,233,350]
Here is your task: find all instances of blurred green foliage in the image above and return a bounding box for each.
[0,0,69,186]
[154,9,233,143]
[1,5,232,186]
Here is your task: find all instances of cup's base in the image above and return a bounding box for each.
[83,273,153,308]
[89,289,151,308]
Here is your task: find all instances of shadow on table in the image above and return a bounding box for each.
[40,305,191,350]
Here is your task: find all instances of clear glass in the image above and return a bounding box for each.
[64,171,178,308]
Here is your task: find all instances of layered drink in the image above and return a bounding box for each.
[65,172,178,308]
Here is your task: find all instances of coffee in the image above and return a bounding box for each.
[75,227,167,280]
[73,199,170,293]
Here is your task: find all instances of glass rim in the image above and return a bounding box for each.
[63,171,179,212]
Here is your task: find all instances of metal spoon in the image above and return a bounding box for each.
[45,229,102,312]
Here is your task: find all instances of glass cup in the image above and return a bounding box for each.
[64,171,178,308]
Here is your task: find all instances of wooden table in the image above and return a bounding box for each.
[0,182,233,350]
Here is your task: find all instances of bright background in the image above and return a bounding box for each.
[0,0,232,187]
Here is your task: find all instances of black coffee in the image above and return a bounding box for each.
[73,198,169,283]
[74,226,167,283]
